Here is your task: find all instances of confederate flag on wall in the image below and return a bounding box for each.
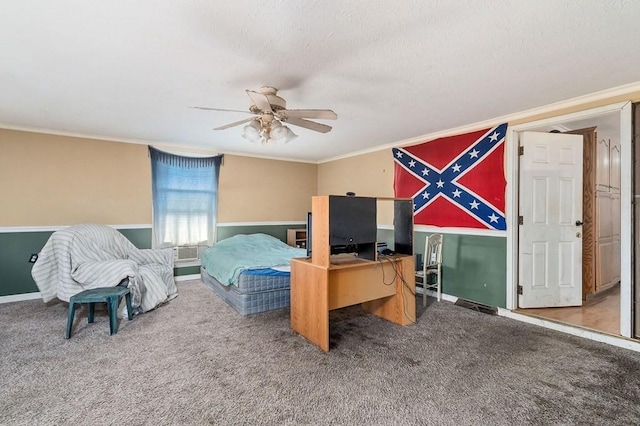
[392,123,507,230]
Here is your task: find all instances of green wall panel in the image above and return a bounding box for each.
[413,232,507,308]
[4,225,506,306]
[375,228,507,307]
[374,229,507,308]
[0,227,152,297]
[376,229,396,248]
[118,228,152,249]
[0,231,53,296]
[174,265,201,276]
[2,224,302,297]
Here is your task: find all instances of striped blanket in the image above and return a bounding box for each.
[31,224,177,314]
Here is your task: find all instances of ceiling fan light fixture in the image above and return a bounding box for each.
[195,86,336,144]
[241,119,262,142]
[270,120,298,143]
[282,125,298,144]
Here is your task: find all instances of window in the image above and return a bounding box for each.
[149,147,223,249]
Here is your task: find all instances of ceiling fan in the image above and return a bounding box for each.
[191,86,337,144]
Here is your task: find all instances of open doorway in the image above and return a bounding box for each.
[518,119,620,335]
[506,102,633,338]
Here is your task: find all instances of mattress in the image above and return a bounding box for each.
[201,266,290,315]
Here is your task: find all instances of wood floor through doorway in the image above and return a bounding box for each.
[516,284,620,335]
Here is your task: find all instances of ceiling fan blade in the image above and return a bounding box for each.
[246,90,273,113]
[284,117,332,133]
[190,106,251,114]
[279,109,337,120]
[214,117,255,131]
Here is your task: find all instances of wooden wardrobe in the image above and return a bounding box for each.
[570,127,621,298]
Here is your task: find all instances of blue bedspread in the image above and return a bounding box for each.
[201,233,306,285]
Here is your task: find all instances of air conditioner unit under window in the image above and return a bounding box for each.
[173,245,200,262]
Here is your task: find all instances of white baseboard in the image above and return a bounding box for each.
[415,287,458,303]
[1,276,201,303]
[417,290,640,353]
[175,274,201,282]
[0,292,42,304]
[498,308,640,353]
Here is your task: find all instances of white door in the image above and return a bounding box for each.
[518,131,583,308]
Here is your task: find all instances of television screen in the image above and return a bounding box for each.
[328,196,377,246]
[394,199,413,255]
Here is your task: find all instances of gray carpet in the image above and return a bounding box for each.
[2,280,640,425]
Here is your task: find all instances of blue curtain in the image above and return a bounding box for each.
[149,147,223,248]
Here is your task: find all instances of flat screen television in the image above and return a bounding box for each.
[328,195,376,245]
[328,195,377,260]
[393,198,413,255]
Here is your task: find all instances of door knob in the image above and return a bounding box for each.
[575,220,584,226]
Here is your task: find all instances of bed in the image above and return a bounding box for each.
[200,233,306,315]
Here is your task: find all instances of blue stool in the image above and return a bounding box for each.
[66,287,133,338]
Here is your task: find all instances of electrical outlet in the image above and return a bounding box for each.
[28,253,38,263]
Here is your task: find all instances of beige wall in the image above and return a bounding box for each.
[2,87,638,228]
[217,155,316,223]
[0,129,152,226]
[0,129,317,227]
[317,149,394,198]
[317,149,396,224]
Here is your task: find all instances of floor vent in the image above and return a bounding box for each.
[454,299,498,315]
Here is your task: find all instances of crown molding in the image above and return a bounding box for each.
[0,224,151,233]
[319,81,640,163]
[3,81,639,165]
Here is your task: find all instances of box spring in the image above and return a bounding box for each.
[200,266,290,315]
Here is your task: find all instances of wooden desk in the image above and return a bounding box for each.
[290,254,416,352]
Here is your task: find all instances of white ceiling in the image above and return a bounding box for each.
[1,1,640,163]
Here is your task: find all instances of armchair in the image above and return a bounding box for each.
[31,224,177,315]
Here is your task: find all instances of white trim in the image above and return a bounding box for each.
[0,292,42,304]
[0,123,316,164]
[1,277,201,302]
[506,101,633,338]
[156,146,315,164]
[415,287,459,303]
[505,121,519,311]
[413,225,506,237]
[498,308,640,353]
[508,101,630,131]
[377,224,394,231]
[217,221,306,227]
[175,274,201,282]
[0,122,186,151]
[174,259,201,268]
[0,222,306,233]
[377,223,506,237]
[0,224,151,233]
[619,102,633,338]
[219,150,317,164]
[5,83,639,165]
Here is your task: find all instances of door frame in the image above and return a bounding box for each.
[506,101,633,337]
